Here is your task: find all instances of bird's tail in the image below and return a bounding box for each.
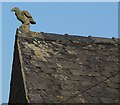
[30,18,36,24]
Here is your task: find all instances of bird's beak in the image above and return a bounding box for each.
[11,9,14,12]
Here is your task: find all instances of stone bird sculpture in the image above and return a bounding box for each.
[11,7,36,33]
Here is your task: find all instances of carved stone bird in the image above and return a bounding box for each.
[11,7,36,25]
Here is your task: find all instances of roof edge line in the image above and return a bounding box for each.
[16,32,30,103]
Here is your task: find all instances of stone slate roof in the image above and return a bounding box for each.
[9,29,119,103]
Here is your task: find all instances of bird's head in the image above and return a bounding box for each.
[11,7,20,12]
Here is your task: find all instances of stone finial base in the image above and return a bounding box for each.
[19,24,30,33]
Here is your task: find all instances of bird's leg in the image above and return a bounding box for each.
[24,19,30,33]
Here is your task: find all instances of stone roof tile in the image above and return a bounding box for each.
[9,29,119,103]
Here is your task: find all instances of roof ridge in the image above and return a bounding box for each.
[16,29,118,46]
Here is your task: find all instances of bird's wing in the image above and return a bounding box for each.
[22,10,32,18]
[22,10,36,24]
